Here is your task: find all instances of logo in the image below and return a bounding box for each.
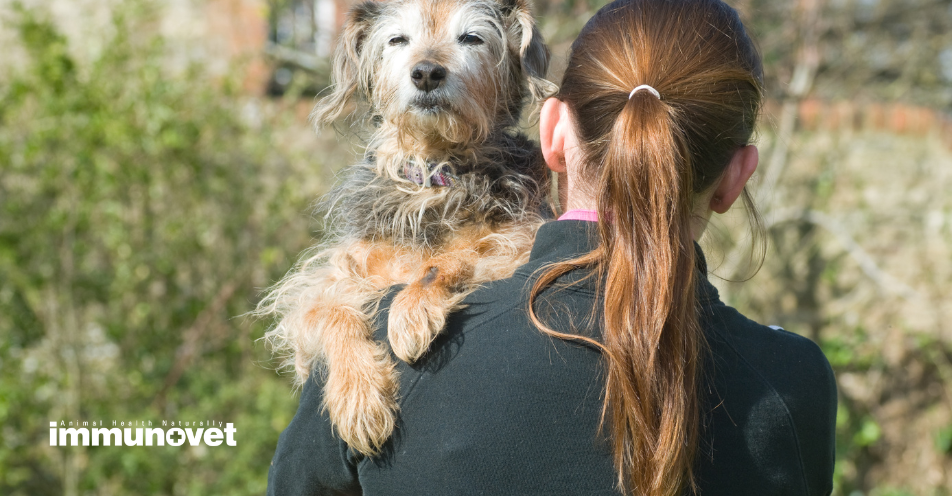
[50,420,237,447]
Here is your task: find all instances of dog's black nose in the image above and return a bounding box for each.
[411,61,447,92]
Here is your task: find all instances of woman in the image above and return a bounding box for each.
[267,0,837,494]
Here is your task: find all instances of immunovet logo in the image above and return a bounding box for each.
[50,420,237,447]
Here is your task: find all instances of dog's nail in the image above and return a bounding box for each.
[420,266,439,285]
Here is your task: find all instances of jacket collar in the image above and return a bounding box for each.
[518,220,720,303]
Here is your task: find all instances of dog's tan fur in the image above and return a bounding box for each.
[257,0,555,455]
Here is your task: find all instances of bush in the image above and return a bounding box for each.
[0,3,317,494]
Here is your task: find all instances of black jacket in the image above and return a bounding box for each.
[267,220,837,495]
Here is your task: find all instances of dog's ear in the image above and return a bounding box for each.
[311,1,382,127]
[502,0,558,103]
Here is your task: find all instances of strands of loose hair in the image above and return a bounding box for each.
[529,0,764,495]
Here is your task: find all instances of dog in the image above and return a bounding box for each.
[258,0,556,456]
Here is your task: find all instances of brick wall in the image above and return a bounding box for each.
[765,99,952,150]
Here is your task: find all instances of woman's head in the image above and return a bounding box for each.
[546,0,762,214]
[531,1,764,495]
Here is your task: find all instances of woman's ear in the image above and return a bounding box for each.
[540,97,567,173]
[710,145,758,214]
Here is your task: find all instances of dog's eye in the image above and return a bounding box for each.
[389,36,408,46]
[458,34,483,46]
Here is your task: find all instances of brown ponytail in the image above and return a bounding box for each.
[529,1,764,495]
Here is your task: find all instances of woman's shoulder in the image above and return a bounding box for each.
[703,300,836,404]
[698,298,837,495]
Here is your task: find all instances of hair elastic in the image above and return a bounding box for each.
[629,84,661,100]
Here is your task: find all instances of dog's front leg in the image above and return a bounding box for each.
[306,300,399,456]
[301,242,412,455]
[387,223,541,363]
[387,254,475,363]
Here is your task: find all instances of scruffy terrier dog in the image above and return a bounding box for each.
[259,0,555,455]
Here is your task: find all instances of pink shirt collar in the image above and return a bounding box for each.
[557,209,599,222]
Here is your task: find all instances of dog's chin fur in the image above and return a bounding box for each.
[385,112,483,156]
[374,83,499,172]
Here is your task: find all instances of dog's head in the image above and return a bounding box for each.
[313,0,555,153]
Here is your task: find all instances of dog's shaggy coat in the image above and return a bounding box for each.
[258,0,556,455]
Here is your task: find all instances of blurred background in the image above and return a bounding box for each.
[0,0,950,494]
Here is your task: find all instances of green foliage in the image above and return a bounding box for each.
[853,417,883,448]
[936,425,952,454]
[871,489,917,496]
[0,3,313,494]
[821,331,877,370]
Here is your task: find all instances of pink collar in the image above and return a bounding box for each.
[558,209,599,222]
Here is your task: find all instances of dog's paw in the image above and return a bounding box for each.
[324,345,399,456]
[388,268,467,363]
[388,285,446,363]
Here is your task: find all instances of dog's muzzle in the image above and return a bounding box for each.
[409,95,449,114]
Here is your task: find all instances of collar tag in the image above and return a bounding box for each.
[402,162,458,188]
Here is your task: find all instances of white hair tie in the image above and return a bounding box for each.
[629,85,661,100]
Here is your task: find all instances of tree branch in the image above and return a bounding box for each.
[767,208,920,300]
[152,279,239,412]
